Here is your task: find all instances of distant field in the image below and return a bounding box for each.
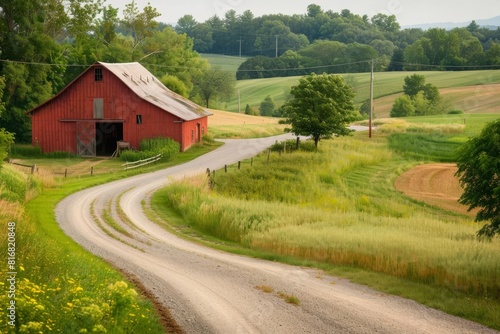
[374,83,500,118]
[223,70,500,113]
[200,53,248,73]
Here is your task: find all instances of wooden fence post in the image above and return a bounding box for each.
[238,161,241,170]
[31,164,36,174]
[225,165,228,173]
[91,167,94,176]
[296,136,300,150]
[65,169,68,178]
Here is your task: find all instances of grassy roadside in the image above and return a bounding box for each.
[150,114,500,330]
[0,141,221,333]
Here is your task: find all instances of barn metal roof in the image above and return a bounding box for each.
[98,62,211,121]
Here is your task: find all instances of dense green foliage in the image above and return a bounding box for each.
[391,74,444,117]
[0,128,14,164]
[259,95,279,116]
[173,5,500,78]
[456,119,500,237]
[177,5,499,61]
[280,73,356,147]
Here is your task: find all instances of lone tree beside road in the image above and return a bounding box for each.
[280,73,356,148]
[456,119,500,238]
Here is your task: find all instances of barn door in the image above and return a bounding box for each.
[76,121,96,157]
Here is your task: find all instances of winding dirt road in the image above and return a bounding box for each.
[55,135,497,333]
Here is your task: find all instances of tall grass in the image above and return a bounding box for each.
[0,164,166,333]
[157,133,500,302]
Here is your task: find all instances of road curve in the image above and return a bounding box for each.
[56,134,497,334]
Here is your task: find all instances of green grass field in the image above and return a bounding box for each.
[201,53,248,73]
[222,69,500,113]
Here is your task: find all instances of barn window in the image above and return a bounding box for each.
[95,68,103,81]
[136,115,142,124]
[93,98,104,118]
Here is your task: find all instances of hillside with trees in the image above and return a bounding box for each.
[173,5,500,78]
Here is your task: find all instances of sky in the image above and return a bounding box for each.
[108,0,500,27]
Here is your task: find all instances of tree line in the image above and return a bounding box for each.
[174,4,500,78]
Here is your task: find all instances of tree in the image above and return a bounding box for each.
[403,74,426,97]
[390,95,415,117]
[122,0,160,60]
[0,0,66,142]
[193,66,236,108]
[259,95,278,117]
[280,73,356,148]
[456,119,500,237]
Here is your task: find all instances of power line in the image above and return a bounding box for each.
[1,57,499,74]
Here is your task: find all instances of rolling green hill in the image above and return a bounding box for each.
[201,53,248,73]
[222,70,500,114]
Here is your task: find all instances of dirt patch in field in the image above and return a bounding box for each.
[394,163,476,217]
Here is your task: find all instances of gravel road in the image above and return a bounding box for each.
[55,134,498,333]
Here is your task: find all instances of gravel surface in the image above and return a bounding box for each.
[56,135,498,333]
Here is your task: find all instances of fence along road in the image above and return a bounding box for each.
[55,133,496,334]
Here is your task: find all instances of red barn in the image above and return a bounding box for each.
[28,62,211,156]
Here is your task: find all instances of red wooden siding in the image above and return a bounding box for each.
[30,64,209,154]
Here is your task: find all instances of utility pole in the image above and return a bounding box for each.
[275,35,279,57]
[239,38,242,58]
[369,59,374,138]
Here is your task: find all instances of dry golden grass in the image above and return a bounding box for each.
[0,199,24,221]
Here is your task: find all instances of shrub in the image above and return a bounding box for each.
[121,137,179,162]
[448,109,464,114]
[270,139,316,152]
[390,95,415,117]
[9,144,43,158]
[202,134,216,144]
